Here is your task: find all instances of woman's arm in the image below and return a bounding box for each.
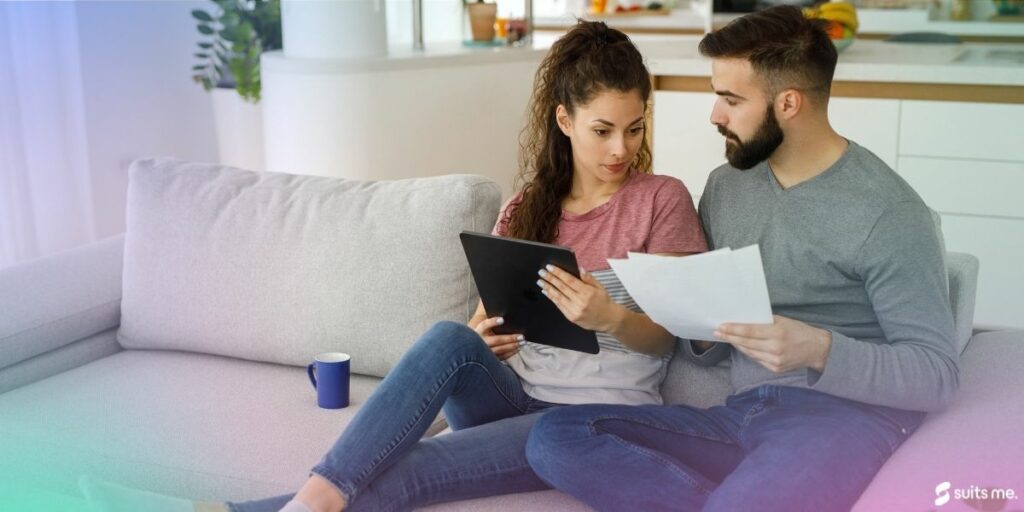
[539,252,695,357]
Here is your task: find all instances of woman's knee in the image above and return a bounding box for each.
[407,320,487,361]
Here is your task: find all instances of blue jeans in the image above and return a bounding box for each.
[227,321,559,512]
[526,385,925,512]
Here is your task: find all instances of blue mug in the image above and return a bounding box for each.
[307,352,350,409]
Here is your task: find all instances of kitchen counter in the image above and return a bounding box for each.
[264,34,1024,88]
[537,9,1024,39]
[641,36,1024,103]
[644,37,1024,86]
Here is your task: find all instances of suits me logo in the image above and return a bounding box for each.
[935,481,1019,507]
[935,481,952,506]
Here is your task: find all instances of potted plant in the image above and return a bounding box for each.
[191,0,282,171]
[465,0,498,42]
[192,0,281,102]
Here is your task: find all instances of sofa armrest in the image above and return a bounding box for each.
[0,234,124,371]
[945,252,979,354]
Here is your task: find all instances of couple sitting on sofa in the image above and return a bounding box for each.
[80,7,959,512]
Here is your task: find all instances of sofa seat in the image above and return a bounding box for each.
[0,348,385,505]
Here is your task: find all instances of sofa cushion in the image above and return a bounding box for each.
[0,349,392,505]
[117,158,502,377]
[659,344,732,408]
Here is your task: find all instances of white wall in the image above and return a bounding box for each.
[262,58,539,198]
[74,0,219,239]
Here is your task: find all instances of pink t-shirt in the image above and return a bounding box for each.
[492,170,707,271]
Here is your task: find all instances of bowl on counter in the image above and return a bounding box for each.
[833,36,855,53]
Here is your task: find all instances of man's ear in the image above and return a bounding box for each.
[555,104,572,136]
[776,89,802,121]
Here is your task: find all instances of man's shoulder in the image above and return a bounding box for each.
[842,141,923,206]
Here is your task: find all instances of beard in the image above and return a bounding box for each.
[717,105,784,170]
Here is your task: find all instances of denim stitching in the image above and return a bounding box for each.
[308,466,357,507]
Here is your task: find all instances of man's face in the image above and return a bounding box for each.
[709,58,785,170]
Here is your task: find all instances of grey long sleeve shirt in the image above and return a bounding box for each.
[687,140,959,412]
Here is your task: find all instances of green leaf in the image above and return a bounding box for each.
[197,24,214,35]
[194,53,209,59]
[221,11,240,29]
[191,9,213,22]
[198,42,213,49]
[192,64,207,70]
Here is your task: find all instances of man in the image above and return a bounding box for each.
[524,6,959,511]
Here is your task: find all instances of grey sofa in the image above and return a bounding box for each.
[1,159,1021,512]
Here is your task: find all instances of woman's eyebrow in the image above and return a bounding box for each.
[592,116,646,126]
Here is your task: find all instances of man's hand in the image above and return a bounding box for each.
[714,315,833,373]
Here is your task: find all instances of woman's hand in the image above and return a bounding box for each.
[537,265,626,333]
[470,315,523,361]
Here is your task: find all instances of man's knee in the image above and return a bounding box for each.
[526,406,604,479]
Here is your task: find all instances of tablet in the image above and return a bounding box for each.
[459,231,599,354]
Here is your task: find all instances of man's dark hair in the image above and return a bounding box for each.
[698,5,838,104]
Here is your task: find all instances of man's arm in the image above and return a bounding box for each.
[715,202,959,412]
[806,202,959,412]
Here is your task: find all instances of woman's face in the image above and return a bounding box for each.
[557,88,646,187]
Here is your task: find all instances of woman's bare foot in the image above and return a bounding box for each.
[292,474,347,512]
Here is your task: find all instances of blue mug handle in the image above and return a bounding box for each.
[307,363,317,389]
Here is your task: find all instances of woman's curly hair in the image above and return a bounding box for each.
[503,20,652,243]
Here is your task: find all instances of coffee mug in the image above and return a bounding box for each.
[307,352,350,409]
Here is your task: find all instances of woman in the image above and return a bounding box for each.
[80,20,707,512]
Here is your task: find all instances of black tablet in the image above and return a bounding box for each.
[459,231,599,354]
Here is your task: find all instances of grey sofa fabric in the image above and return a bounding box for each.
[0,327,121,395]
[945,252,980,354]
[0,234,123,371]
[851,330,1024,511]
[0,349,386,502]
[118,159,502,378]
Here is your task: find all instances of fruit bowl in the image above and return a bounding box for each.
[832,36,855,53]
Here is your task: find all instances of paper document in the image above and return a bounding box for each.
[607,245,773,342]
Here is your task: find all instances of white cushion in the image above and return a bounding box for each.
[117,158,501,377]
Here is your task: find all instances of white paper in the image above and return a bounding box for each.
[607,245,773,342]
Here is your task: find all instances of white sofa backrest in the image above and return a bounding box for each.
[117,158,502,378]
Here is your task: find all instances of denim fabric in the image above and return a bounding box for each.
[527,385,924,512]
[228,321,559,512]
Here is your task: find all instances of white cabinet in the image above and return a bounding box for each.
[899,157,1024,219]
[900,101,1024,162]
[936,215,1024,330]
[828,97,900,170]
[897,101,1024,329]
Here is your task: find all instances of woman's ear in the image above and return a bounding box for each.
[555,104,573,137]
